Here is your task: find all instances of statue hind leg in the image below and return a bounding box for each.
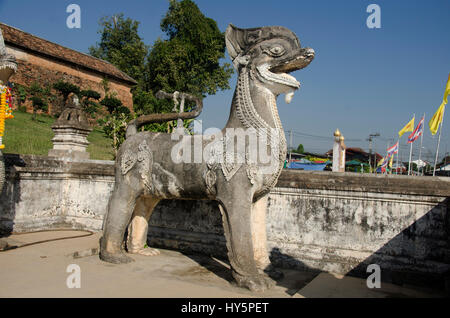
[100,179,142,264]
[127,196,160,256]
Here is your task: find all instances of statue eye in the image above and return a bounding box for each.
[269,46,285,56]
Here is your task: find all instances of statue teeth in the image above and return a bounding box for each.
[256,63,300,88]
[285,92,295,104]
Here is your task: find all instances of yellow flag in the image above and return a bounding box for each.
[429,103,445,135]
[377,157,384,167]
[398,117,415,138]
[389,155,394,168]
[429,74,450,135]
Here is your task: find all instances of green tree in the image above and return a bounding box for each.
[147,0,233,97]
[296,144,304,154]
[13,83,28,112]
[142,0,233,132]
[28,82,52,120]
[98,95,132,157]
[89,14,149,87]
[90,1,233,135]
[79,89,102,118]
[53,80,81,105]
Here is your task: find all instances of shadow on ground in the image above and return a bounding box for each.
[147,196,450,296]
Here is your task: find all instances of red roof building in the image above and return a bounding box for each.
[1,23,136,114]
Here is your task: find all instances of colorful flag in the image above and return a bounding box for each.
[386,141,399,157]
[398,116,415,138]
[377,157,385,167]
[380,155,389,173]
[429,74,450,135]
[408,116,424,143]
[429,104,445,135]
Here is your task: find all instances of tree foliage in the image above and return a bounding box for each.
[98,95,132,157]
[28,82,51,120]
[89,0,233,152]
[147,0,233,97]
[12,83,28,112]
[89,0,233,137]
[80,89,102,118]
[89,13,149,87]
[53,80,81,104]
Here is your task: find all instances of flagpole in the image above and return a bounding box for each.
[385,140,390,175]
[396,138,399,175]
[408,141,413,175]
[418,113,425,176]
[433,107,446,176]
[408,114,415,176]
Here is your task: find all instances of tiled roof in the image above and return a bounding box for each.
[0,23,137,85]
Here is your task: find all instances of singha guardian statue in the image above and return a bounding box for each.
[100,24,314,292]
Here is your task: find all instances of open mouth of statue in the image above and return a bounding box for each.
[257,63,300,90]
[256,48,314,104]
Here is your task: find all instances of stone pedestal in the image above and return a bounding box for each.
[48,96,92,160]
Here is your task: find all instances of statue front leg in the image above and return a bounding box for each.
[100,181,139,264]
[127,196,160,256]
[218,193,275,292]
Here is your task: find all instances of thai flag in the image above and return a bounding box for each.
[380,155,389,173]
[386,141,399,157]
[408,117,424,143]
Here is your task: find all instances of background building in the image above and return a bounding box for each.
[0,23,136,115]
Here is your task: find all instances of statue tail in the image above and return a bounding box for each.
[126,90,203,138]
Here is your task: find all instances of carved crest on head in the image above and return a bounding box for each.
[225,24,302,69]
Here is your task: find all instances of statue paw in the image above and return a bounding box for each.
[233,271,276,292]
[99,250,135,264]
[129,247,160,256]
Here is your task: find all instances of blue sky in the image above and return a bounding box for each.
[1,0,449,161]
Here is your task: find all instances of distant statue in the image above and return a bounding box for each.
[100,24,314,292]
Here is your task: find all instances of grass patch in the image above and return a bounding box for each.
[3,111,114,160]
[87,127,115,161]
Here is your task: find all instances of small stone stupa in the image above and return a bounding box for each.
[48,95,92,160]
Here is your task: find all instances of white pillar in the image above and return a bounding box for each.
[332,129,345,172]
[339,135,346,172]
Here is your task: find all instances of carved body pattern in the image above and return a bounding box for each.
[100,24,314,292]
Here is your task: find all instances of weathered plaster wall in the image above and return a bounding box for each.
[1,155,449,289]
[0,155,115,232]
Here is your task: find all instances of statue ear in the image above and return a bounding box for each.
[226,24,247,69]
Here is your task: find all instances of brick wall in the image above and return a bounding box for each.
[6,46,134,115]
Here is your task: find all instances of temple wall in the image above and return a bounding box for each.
[5,45,134,114]
[1,154,449,289]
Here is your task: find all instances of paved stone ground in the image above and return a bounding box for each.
[0,231,445,298]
